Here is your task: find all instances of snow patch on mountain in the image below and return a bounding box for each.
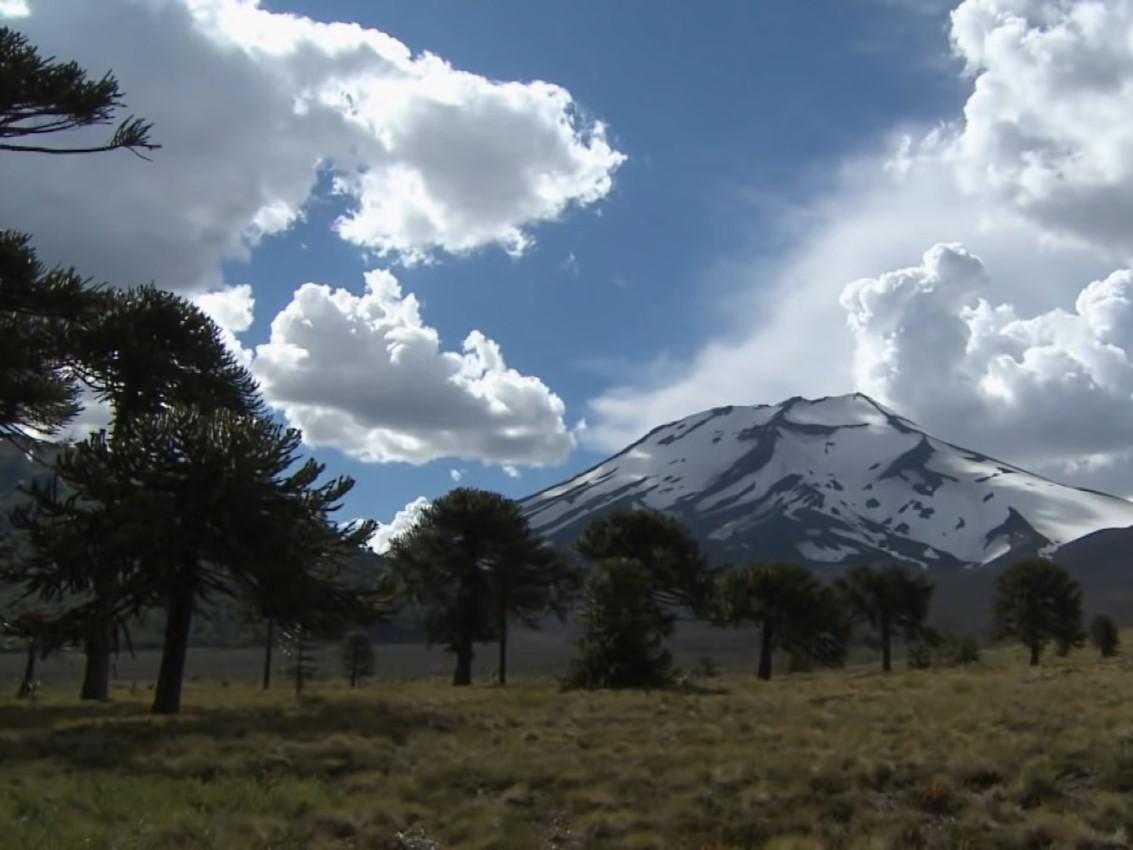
[522,394,1133,568]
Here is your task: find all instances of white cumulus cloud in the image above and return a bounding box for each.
[367,496,430,554]
[1,0,624,290]
[842,244,1133,472]
[586,0,1133,494]
[191,284,255,367]
[252,270,575,468]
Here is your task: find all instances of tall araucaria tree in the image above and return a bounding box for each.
[390,488,577,686]
[993,559,1084,666]
[714,562,848,681]
[7,292,264,700]
[835,564,935,673]
[576,510,715,616]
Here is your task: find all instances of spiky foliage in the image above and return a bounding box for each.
[0,26,158,156]
[0,231,102,443]
[714,562,848,681]
[1089,614,1119,659]
[340,630,375,688]
[78,286,263,433]
[4,293,266,700]
[390,488,576,686]
[576,510,715,615]
[835,564,935,672]
[12,408,375,714]
[563,558,675,690]
[992,559,1084,666]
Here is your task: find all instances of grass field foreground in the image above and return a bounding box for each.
[5,648,1133,849]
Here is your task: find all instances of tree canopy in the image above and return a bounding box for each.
[0,26,158,156]
[835,564,935,672]
[714,561,848,681]
[576,509,714,615]
[992,559,1084,666]
[390,488,576,685]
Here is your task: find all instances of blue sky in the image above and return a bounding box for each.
[231,0,963,523]
[7,0,1133,534]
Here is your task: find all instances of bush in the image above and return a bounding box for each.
[936,635,981,667]
[563,558,674,690]
[1090,614,1120,658]
[906,642,933,670]
[692,656,719,678]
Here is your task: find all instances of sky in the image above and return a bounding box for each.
[4,0,1133,546]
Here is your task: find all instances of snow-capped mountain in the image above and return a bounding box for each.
[521,394,1133,569]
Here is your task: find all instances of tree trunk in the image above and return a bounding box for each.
[498,598,508,686]
[880,617,892,673]
[350,650,359,688]
[152,582,195,715]
[80,623,112,701]
[293,631,305,698]
[262,619,273,691]
[453,637,473,686]
[1029,641,1041,667]
[757,626,774,681]
[16,639,37,698]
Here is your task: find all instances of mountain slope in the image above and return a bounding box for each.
[522,394,1133,569]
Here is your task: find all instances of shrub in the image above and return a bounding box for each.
[936,635,981,667]
[563,558,674,690]
[1089,614,1120,658]
[906,642,933,670]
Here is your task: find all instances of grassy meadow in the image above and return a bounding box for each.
[4,644,1133,849]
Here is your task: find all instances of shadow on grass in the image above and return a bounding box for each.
[0,695,457,776]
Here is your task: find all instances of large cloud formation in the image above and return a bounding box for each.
[252,270,575,467]
[949,0,1133,257]
[0,0,624,289]
[588,0,1133,492]
[842,244,1133,473]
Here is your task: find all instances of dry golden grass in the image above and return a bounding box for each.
[4,645,1133,849]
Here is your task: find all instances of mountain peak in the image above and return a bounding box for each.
[523,395,1133,569]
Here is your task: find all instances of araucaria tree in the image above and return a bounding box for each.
[390,488,576,686]
[0,26,158,156]
[24,409,375,714]
[714,562,848,681]
[564,557,675,690]
[835,564,935,672]
[1,24,158,444]
[576,509,715,615]
[1089,614,1119,659]
[992,559,1084,666]
[341,630,375,687]
[8,292,265,701]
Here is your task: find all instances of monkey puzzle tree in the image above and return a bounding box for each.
[835,564,935,672]
[714,562,848,681]
[992,559,1084,666]
[341,630,375,688]
[576,510,714,615]
[0,26,158,156]
[563,557,675,690]
[6,292,264,700]
[1,25,159,444]
[0,231,101,444]
[17,407,375,714]
[390,488,577,686]
[1090,614,1119,659]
